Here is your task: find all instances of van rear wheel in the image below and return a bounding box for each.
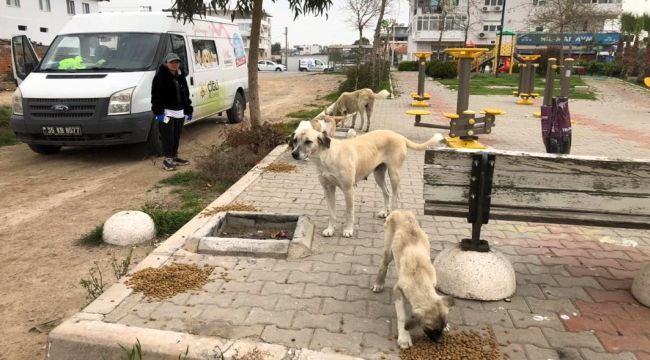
[28,144,61,154]
[227,92,245,124]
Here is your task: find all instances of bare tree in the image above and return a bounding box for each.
[528,0,617,64]
[371,0,392,60]
[459,0,484,44]
[344,0,381,88]
[173,0,333,129]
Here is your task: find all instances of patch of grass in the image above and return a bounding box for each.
[178,189,202,209]
[323,91,341,102]
[0,105,19,147]
[76,225,104,247]
[286,106,325,119]
[437,73,597,100]
[159,170,200,185]
[79,261,105,301]
[141,204,200,237]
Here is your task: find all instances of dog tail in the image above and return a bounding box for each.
[405,133,445,151]
[373,89,391,99]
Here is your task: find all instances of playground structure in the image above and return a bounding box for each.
[407,48,505,149]
[537,57,575,154]
[473,30,517,74]
[513,55,541,105]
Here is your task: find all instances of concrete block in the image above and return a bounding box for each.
[433,245,516,301]
[103,210,155,246]
[632,263,650,307]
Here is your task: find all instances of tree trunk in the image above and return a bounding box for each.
[436,12,446,60]
[559,23,565,65]
[615,36,624,63]
[630,35,640,77]
[637,42,650,83]
[246,0,264,129]
[372,0,388,61]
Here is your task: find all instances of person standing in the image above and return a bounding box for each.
[151,53,193,171]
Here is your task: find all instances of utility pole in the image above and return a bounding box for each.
[284,27,288,68]
[494,0,506,77]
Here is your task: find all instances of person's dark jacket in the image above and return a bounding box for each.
[151,64,193,116]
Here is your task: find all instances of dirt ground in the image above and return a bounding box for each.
[0,72,343,360]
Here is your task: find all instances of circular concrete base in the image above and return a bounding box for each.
[433,245,516,301]
[103,211,155,246]
[632,263,650,307]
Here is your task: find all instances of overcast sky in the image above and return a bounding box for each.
[266,0,410,47]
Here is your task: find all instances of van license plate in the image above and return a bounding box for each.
[42,126,82,136]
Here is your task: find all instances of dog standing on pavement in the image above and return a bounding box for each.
[372,210,454,349]
[324,88,390,132]
[291,128,444,237]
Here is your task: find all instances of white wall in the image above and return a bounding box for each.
[1,0,102,44]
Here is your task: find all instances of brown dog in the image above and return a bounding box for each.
[372,210,453,349]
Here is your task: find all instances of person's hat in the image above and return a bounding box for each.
[163,53,181,63]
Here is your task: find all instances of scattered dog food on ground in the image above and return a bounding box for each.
[125,263,214,300]
[200,202,260,217]
[400,328,503,360]
[264,163,296,173]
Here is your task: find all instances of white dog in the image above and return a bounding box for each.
[372,210,454,349]
[291,128,444,237]
[324,88,390,132]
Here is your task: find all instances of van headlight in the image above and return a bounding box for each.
[108,87,134,115]
[12,88,23,115]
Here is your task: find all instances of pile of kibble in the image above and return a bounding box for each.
[400,328,505,360]
[125,263,214,300]
[264,163,296,173]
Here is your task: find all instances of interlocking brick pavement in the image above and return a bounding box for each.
[98,72,650,359]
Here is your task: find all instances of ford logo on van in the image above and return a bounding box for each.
[51,104,70,112]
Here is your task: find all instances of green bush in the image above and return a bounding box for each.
[338,60,390,93]
[398,61,418,71]
[427,60,458,79]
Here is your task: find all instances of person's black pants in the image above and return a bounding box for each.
[159,117,184,158]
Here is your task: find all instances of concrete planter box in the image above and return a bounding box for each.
[185,211,314,259]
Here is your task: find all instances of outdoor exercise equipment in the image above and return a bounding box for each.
[645,77,650,87]
[406,52,433,123]
[513,55,541,105]
[412,48,505,149]
[538,58,574,154]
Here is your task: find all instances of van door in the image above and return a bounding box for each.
[314,59,325,71]
[11,35,40,85]
[188,36,227,120]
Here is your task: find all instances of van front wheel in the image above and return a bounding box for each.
[227,92,245,124]
[28,144,61,154]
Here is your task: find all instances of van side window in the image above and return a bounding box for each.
[190,39,219,69]
[169,34,188,74]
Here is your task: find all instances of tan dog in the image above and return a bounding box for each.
[372,210,454,349]
[291,128,444,237]
[325,88,390,132]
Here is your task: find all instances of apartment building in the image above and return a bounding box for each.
[1,0,104,44]
[406,0,623,60]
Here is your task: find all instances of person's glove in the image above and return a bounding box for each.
[155,114,165,123]
[186,114,193,121]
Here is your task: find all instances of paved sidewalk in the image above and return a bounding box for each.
[80,72,649,359]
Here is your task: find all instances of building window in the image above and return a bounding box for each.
[67,0,75,15]
[18,25,27,31]
[82,2,90,13]
[532,0,545,5]
[6,0,20,7]
[39,0,50,11]
[485,0,503,4]
[40,27,48,32]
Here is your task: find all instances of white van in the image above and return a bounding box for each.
[298,58,327,72]
[10,12,248,154]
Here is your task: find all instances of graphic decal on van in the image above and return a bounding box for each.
[192,39,219,68]
[199,80,220,99]
[233,33,246,67]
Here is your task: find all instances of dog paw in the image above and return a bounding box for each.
[322,227,335,237]
[342,228,354,237]
[398,336,413,349]
[371,284,384,293]
[377,210,389,218]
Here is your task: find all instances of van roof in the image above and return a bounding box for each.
[58,12,234,35]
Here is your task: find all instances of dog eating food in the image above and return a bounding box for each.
[400,328,504,360]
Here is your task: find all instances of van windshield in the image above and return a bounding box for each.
[37,32,161,72]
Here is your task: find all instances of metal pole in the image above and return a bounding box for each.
[494,0,507,77]
[418,56,426,98]
[560,58,574,98]
[284,27,288,68]
[543,58,556,106]
[457,57,471,114]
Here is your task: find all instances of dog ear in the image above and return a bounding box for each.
[318,131,331,148]
[287,132,295,149]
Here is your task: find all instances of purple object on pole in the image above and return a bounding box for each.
[540,104,552,152]
[541,97,572,154]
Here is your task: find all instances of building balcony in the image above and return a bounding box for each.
[411,30,464,42]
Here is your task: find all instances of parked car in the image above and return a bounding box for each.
[10,12,249,155]
[258,60,285,71]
